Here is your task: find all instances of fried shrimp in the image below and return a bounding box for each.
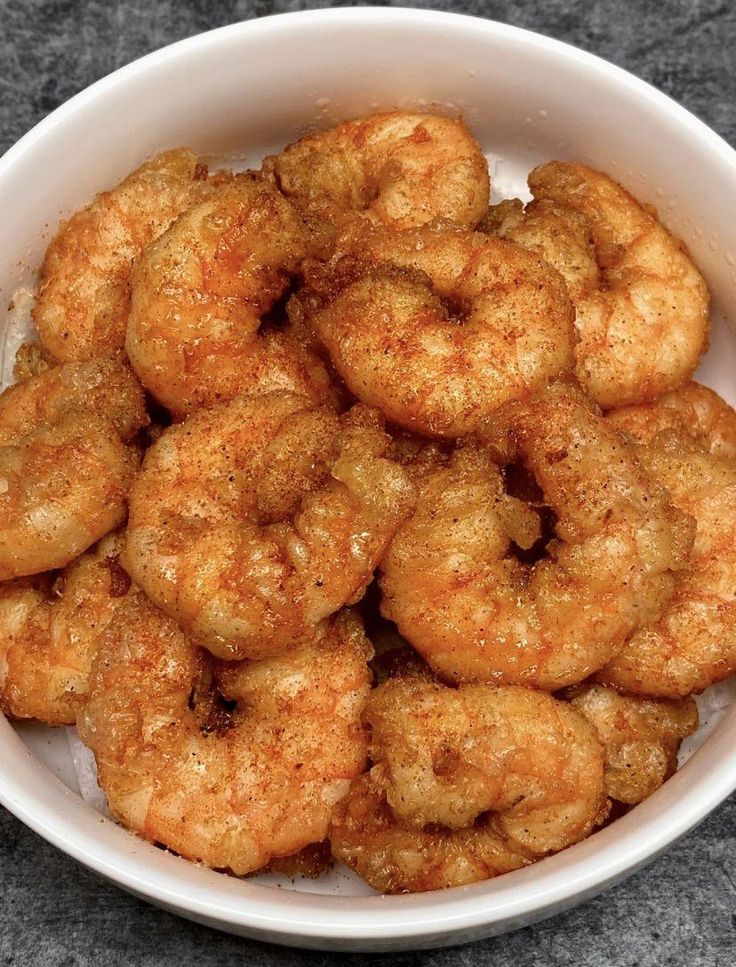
[330,677,607,893]
[124,392,415,660]
[598,435,736,697]
[78,597,372,875]
[263,112,489,231]
[302,226,575,437]
[484,162,709,407]
[564,683,697,804]
[0,533,131,725]
[0,357,147,579]
[380,381,693,689]
[606,381,736,460]
[34,150,223,362]
[126,174,334,418]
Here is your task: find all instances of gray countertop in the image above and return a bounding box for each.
[1,2,735,965]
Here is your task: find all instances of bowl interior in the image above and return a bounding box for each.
[2,8,736,951]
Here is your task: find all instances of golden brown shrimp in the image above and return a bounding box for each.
[606,381,736,459]
[598,435,736,697]
[564,683,698,804]
[263,112,489,231]
[123,392,415,660]
[34,150,223,361]
[484,163,709,407]
[0,533,131,726]
[78,597,372,875]
[330,677,607,893]
[126,174,334,418]
[301,225,575,437]
[0,358,147,579]
[379,380,693,689]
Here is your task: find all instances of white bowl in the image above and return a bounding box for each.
[2,7,736,953]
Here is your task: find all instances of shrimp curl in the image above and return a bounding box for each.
[124,392,415,660]
[263,111,490,231]
[330,676,607,893]
[485,162,709,407]
[379,381,694,689]
[0,357,147,579]
[301,226,575,437]
[79,596,372,875]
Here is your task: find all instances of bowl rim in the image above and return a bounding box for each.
[2,4,736,947]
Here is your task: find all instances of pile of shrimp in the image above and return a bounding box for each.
[4,107,733,894]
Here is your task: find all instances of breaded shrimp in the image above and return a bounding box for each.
[380,380,693,689]
[565,683,698,804]
[330,677,607,893]
[34,150,223,361]
[301,225,575,437]
[607,381,736,460]
[484,163,709,407]
[599,436,736,697]
[0,358,147,579]
[263,112,489,231]
[0,532,131,725]
[126,174,334,418]
[78,597,372,875]
[124,393,415,660]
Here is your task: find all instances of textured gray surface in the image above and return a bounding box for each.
[1,1,736,964]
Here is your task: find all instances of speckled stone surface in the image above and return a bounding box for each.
[1,1,736,964]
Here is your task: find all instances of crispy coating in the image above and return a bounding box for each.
[34,150,221,361]
[124,392,415,660]
[0,533,131,725]
[565,683,698,804]
[485,163,709,407]
[380,380,694,689]
[302,225,575,437]
[126,173,334,418]
[330,678,607,893]
[78,597,372,875]
[607,381,736,460]
[599,438,736,697]
[0,358,148,578]
[263,112,489,231]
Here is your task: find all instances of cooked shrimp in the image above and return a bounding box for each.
[33,150,224,362]
[599,436,736,697]
[380,380,693,689]
[126,173,334,418]
[0,358,147,579]
[607,381,736,459]
[484,163,709,407]
[330,677,607,893]
[565,683,697,804]
[263,112,489,231]
[0,533,131,725]
[301,225,575,437]
[124,393,415,660]
[78,597,372,875]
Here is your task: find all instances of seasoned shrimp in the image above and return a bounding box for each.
[78,597,372,875]
[484,162,709,407]
[34,150,223,361]
[0,358,147,578]
[607,381,736,459]
[380,380,693,689]
[330,677,607,893]
[126,174,334,418]
[301,225,575,437]
[599,436,736,697]
[0,533,131,725]
[263,112,489,231]
[124,393,415,660]
[565,683,697,804]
